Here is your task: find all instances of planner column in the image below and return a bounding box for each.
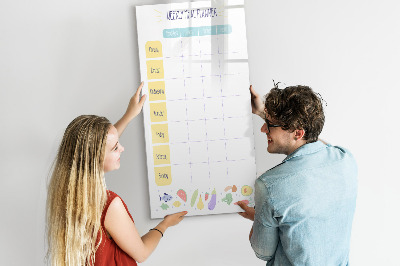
[145,41,172,187]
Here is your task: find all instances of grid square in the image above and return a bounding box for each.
[198,35,218,55]
[203,76,222,98]
[165,79,185,101]
[224,116,253,139]
[163,58,183,79]
[190,37,202,56]
[187,120,207,141]
[183,58,203,78]
[181,37,200,57]
[189,142,208,164]
[226,138,254,161]
[205,118,225,140]
[207,140,227,162]
[190,163,211,189]
[221,73,250,96]
[170,142,190,165]
[223,96,251,118]
[217,21,248,60]
[166,100,187,122]
[184,77,204,99]
[204,98,224,119]
[168,121,189,143]
[209,161,228,181]
[223,61,249,76]
[171,164,191,185]
[186,98,205,121]
[227,159,257,182]
[162,39,182,58]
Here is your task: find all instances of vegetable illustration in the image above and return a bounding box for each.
[173,201,181,207]
[190,189,199,207]
[208,189,217,210]
[205,192,209,201]
[197,195,204,210]
[177,189,187,202]
[241,185,253,196]
[160,203,169,210]
[222,193,233,205]
[224,185,237,192]
[224,186,232,192]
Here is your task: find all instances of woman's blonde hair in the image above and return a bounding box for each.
[46,115,111,266]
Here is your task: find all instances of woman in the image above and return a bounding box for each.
[46,82,187,266]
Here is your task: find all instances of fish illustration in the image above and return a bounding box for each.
[160,193,173,202]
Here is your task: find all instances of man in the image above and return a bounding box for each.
[238,84,357,265]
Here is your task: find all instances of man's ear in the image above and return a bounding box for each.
[294,129,305,141]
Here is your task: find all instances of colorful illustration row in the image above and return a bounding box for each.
[158,185,253,211]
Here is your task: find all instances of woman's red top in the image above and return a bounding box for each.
[94,190,138,266]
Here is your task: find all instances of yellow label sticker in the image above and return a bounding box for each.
[151,124,169,143]
[154,166,172,186]
[153,145,171,165]
[150,102,168,122]
[145,41,163,58]
[148,81,166,101]
[146,60,164,80]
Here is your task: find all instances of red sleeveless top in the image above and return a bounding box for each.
[94,190,138,266]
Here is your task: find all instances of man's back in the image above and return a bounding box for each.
[251,141,357,266]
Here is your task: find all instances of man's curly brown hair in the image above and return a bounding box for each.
[264,85,325,143]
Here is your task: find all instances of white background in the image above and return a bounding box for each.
[0,0,399,265]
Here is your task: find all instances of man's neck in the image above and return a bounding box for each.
[286,140,307,155]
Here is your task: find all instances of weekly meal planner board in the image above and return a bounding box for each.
[136,0,256,218]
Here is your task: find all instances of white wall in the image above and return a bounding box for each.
[1,0,399,265]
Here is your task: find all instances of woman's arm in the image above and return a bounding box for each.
[104,197,187,263]
[114,82,147,137]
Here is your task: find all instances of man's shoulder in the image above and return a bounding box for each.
[258,162,292,188]
[258,143,357,188]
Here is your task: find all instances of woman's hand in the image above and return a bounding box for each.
[114,82,147,137]
[162,211,188,227]
[249,85,266,119]
[124,82,147,121]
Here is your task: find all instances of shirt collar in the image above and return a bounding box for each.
[283,141,327,163]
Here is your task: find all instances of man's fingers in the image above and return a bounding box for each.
[237,201,250,211]
[249,85,258,98]
[238,212,247,218]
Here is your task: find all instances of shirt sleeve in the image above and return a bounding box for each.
[250,178,279,261]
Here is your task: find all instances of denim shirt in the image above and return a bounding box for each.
[250,141,357,266]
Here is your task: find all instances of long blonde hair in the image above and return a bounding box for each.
[46,115,111,266]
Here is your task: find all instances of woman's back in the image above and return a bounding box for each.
[95,190,137,266]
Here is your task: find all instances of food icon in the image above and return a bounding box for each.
[190,189,199,207]
[177,189,187,202]
[197,195,204,210]
[222,193,233,205]
[241,185,253,196]
[208,189,217,210]
[160,203,169,210]
[160,193,173,202]
[173,201,181,207]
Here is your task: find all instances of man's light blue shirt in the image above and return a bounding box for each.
[250,141,357,266]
